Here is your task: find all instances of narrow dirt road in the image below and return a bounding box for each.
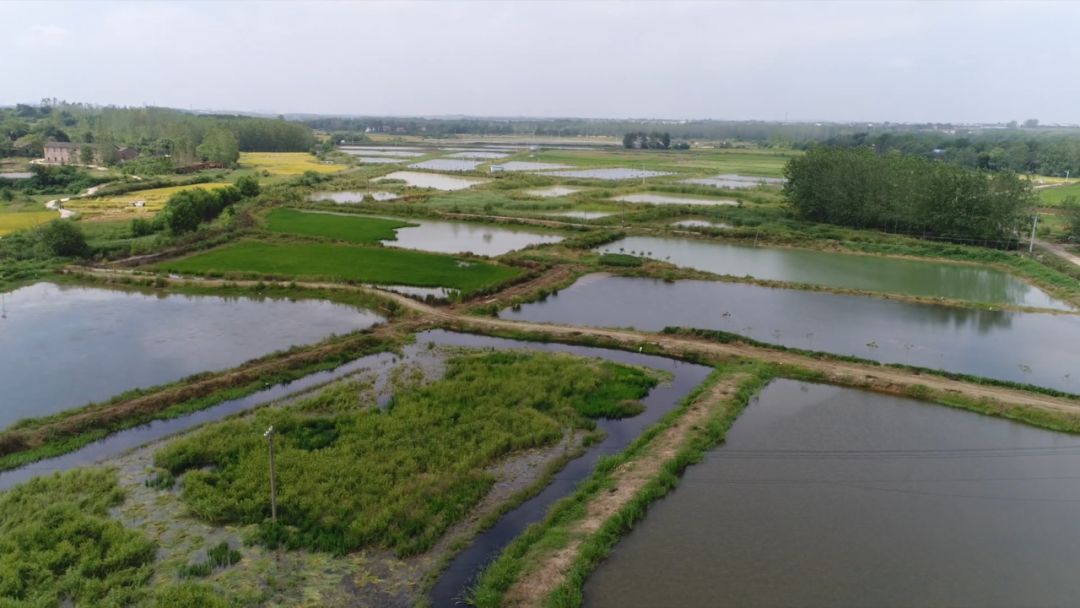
[1037,239,1080,269]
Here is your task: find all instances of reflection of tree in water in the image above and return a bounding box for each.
[897,301,1014,334]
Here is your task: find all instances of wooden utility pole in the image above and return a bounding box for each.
[264,425,277,523]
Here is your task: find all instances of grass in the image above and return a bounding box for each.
[1038,182,1080,206]
[0,468,155,606]
[264,208,415,244]
[157,239,523,294]
[239,152,347,176]
[153,351,658,557]
[0,209,57,235]
[69,182,232,218]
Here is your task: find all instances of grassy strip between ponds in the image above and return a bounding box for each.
[0,468,227,607]
[263,208,415,244]
[466,360,774,607]
[0,331,400,473]
[155,239,523,295]
[153,351,659,557]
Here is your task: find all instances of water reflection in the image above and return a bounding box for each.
[598,236,1070,309]
[0,282,382,428]
[503,275,1079,392]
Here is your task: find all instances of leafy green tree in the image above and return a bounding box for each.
[37,220,89,257]
[196,127,240,165]
[79,144,95,165]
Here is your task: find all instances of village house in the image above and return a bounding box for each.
[41,142,139,165]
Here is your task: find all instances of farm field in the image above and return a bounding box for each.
[69,182,232,218]
[1039,182,1080,206]
[156,240,522,293]
[239,152,348,176]
[0,210,56,235]
[264,208,414,244]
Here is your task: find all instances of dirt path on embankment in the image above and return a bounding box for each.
[501,373,751,607]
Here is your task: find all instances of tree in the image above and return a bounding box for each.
[37,220,89,257]
[79,144,95,165]
[235,175,261,198]
[196,128,240,165]
[1023,118,1040,129]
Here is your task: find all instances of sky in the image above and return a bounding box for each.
[4,0,1080,124]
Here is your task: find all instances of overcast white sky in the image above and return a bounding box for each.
[4,1,1079,124]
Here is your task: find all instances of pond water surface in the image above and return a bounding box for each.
[381,217,564,256]
[308,191,400,203]
[585,379,1080,608]
[614,193,738,206]
[0,172,32,180]
[597,236,1070,309]
[493,161,572,172]
[339,148,425,158]
[502,274,1080,392]
[408,159,482,172]
[374,171,486,191]
[544,168,673,180]
[545,211,617,220]
[0,282,383,428]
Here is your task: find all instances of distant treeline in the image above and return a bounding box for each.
[785,148,1035,244]
[814,131,1080,177]
[1,102,315,167]
[621,131,689,150]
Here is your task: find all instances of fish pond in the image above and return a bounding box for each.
[546,211,617,220]
[597,235,1070,309]
[383,216,564,256]
[374,171,486,191]
[613,193,738,206]
[585,379,1080,608]
[502,274,1080,392]
[492,161,572,172]
[0,282,383,429]
[408,159,482,172]
[543,168,673,180]
[308,191,400,204]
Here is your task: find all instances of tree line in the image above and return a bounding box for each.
[784,147,1035,244]
[813,131,1080,177]
[0,102,314,168]
[621,131,689,150]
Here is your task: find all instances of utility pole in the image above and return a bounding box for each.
[264,425,277,523]
[1029,213,1040,254]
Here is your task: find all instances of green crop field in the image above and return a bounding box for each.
[264,208,415,244]
[157,239,521,293]
[1038,182,1080,206]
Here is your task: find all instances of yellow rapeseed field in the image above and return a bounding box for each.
[0,210,58,235]
[68,183,232,219]
[239,152,346,176]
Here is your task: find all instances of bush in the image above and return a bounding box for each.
[37,219,89,258]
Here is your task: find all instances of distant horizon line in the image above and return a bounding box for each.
[3,99,1077,129]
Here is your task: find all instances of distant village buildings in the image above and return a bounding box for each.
[41,142,138,165]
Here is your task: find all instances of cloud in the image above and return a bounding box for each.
[17,24,71,48]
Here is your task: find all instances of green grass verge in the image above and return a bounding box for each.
[264,208,415,244]
[155,239,523,294]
